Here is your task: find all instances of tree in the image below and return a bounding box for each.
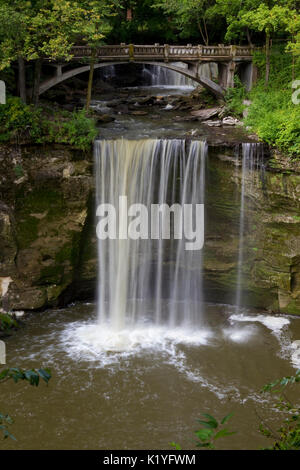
[241,3,294,86]
[0,0,115,106]
[285,7,300,80]
[0,1,30,103]
[154,0,217,45]
[75,0,113,111]
[207,0,262,45]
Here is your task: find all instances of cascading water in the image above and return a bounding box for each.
[142,64,196,88]
[94,139,207,334]
[235,143,264,312]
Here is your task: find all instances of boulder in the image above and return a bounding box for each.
[190,107,222,120]
[222,116,239,126]
[95,114,115,123]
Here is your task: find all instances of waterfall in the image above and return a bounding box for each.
[235,143,264,312]
[95,139,207,332]
[101,65,116,81]
[142,64,196,88]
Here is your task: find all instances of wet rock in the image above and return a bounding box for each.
[130,110,148,116]
[190,107,221,120]
[136,96,156,106]
[222,116,239,126]
[203,120,222,127]
[95,114,115,123]
[174,115,199,122]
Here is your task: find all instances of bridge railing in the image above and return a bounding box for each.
[70,44,253,60]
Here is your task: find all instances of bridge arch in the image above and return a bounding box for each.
[39,61,225,98]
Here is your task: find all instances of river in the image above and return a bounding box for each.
[2,84,300,450]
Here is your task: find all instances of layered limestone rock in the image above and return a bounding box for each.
[0,145,97,310]
[206,147,300,314]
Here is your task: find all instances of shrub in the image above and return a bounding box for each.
[225,76,247,117]
[244,46,300,157]
[0,98,97,150]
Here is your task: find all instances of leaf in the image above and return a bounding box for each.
[170,441,182,450]
[197,419,216,429]
[214,429,236,439]
[195,428,214,442]
[37,368,51,384]
[198,413,218,428]
[221,412,234,425]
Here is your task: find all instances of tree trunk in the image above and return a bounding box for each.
[18,57,26,104]
[265,32,270,87]
[245,27,253,47]
[203,18,209,46]
[32,58,42,106]
[291,33,295,81]
[86,55,95,112]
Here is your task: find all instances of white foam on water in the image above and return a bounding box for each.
[228,313,300,369]
[229,314,290,332]
[61,321,213,358]
[291,340,300,369]
[223,326,255,343]
[59,320,246,400]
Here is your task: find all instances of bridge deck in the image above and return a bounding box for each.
[70,44,253,62]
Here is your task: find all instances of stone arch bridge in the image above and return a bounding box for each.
[40,44,255,99]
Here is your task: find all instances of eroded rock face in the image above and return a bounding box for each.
[0,145,97,310]
[206,147,300,315]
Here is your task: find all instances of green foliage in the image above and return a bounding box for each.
[195,412,236,449]
[0,367,51,441]
[0,313,19,332]
[0,413,15,441]
[0,98,97,150]
[225,76,247,117]
[244,48,300,157]
[170,441,182,450]
[171,412,235,450]
[154,0,220,45]
[0,97,41,142]
[44,109,98,150]
[259,369,300,450]
[174,370,300,450]
[0,0,115,67]
[0,367,51,386]
[241,3,293,38]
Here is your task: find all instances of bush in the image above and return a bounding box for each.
[224,76,247,117]
[225,46,300,158]
[244,47,300,157]
[0,98,97,150]
[0,97,42,142]
[44,109,98,150]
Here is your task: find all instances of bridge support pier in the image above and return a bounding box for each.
[238,62,256,91]
[226,60,236,89]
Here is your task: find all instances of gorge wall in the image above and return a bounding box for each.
[0,143,300,315]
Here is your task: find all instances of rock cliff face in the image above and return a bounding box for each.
[0,143,299,315]
[0,144,97,311]
[205,146,300,315]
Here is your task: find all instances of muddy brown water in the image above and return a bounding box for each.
[2,302,300,450]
